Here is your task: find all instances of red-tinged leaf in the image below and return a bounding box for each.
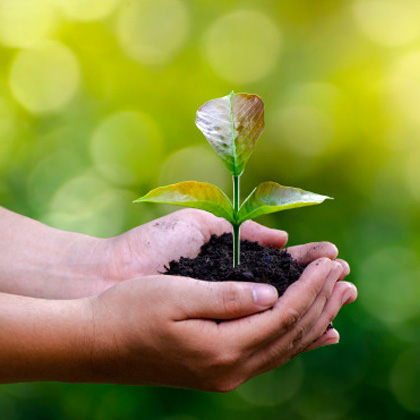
[196,91,264,176]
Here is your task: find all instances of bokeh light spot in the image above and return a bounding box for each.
[352,0,420,47]
[384,52,420,124]
[116,0,189,65]
[390,346,420,414]
[236,358,303,406]
[0,0,55,48]
[294,387,354,420]
[91,111,163,187]
[203,10,281,84]
[27,150,85,215]
[158,146,230,192]
[358,246,420,325]
[43,171,129,237]
[52,0,122,22]
[9,41,80,114]
[269,105,334,157]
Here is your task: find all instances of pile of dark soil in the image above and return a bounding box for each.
[164,232,304,296]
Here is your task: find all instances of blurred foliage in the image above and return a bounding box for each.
[1,0,420,418]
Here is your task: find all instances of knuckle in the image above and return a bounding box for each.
[320,289,330,308]
[179,208,199,217]
[201,350,243,393]
[212,348,240,370]
[177,208,206,225]
[290,325,306,349]
[201,345,240,371]
[306,281,322,301]
[291,335,311,357]
[316,256,332,267]
[220,283,243,315]
[281,307,301,331]
[311,257,331,269]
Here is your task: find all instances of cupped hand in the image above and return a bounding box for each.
[104,208,347,284]
[88,257,357,391]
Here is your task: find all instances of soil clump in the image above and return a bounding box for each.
[164,232,304,296]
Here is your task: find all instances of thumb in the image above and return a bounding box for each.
[173,278,279,320]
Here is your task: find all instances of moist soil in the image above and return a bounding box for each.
[164,232,304,296]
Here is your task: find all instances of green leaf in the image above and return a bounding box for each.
[195,91,264,176]
[238,181,332,224]
[133,181,234,224]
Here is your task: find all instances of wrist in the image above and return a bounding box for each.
[0,206,119,298]
[83,289,135,384]
[58,233,118,297]
[0,294,95,383]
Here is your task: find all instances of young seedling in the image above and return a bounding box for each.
[134,91,331,267]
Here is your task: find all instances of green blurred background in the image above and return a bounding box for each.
[1,0,420,418]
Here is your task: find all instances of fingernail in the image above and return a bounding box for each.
[331,261,343,275]
[252,285,278,307]
[340,260,351,275]
[323,329,340,346]
[342,284,357,305]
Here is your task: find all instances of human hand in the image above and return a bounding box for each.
[104,208,347,285]
[0,208,356,387]
[0,244,355,386]
[0,207,348,300]
[88,257,356,391]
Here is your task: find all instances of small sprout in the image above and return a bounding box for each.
[134,91,331,268]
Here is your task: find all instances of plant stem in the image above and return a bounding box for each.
[233,223,240,267]
[233,175,240,267]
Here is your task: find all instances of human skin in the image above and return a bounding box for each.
[0,207,357,389]
[0,207,350,298]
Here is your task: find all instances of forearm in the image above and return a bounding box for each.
[0,292,93,383]
[0,207,114,299]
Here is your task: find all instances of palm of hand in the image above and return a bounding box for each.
[110,210,231,279]
[108,208,345,283]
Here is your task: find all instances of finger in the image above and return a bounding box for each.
[286,242,338,265]
[190,209,232,238]
[335,258,350,280]
[168,276,279,321]
[237,326,339,385]
[283,260,343,348]
[294,281,357,353]
[342,281,358,305]
[195,212,289,249]
[233,263,344,380]
[240,220,288,248]
[246,260,343,361]
[220,258,335,349]
[303,328,340,352]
